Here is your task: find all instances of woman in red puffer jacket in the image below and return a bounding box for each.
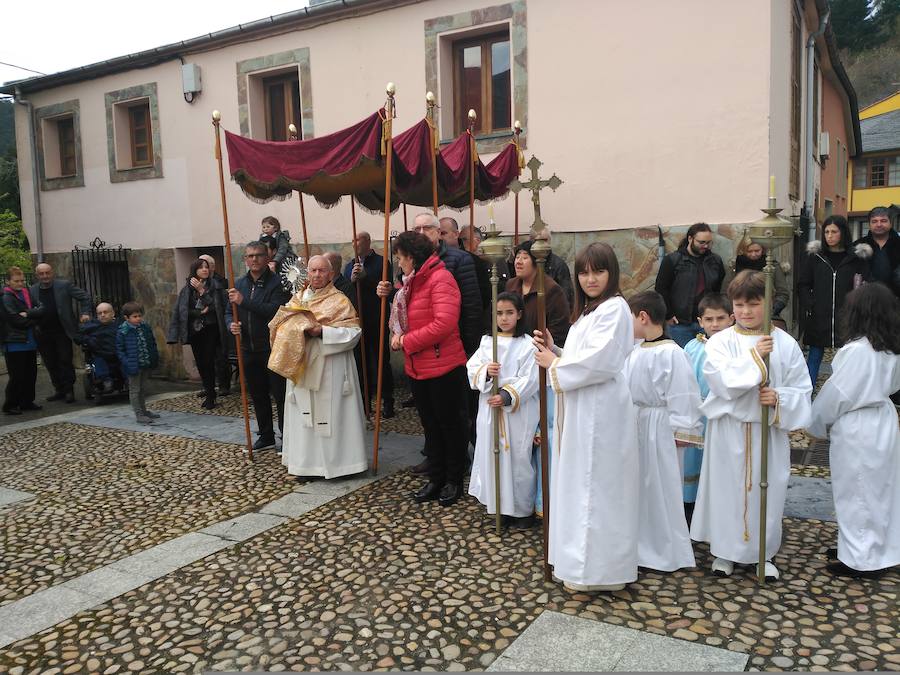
[379,231,469,507]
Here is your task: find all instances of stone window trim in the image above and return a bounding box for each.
[105,82,163,183]
[236,48,313,139]
[34,99,84,191]
[425,0,527,155]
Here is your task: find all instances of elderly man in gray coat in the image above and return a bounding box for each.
[29,263,91,403]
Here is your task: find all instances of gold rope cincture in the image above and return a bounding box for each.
[743,422,753,542]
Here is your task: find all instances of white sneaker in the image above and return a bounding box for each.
[711,557,734,577]
[763,561,779,581]
[563,581,626,592]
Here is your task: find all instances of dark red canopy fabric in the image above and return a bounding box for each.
[225,109,521,211]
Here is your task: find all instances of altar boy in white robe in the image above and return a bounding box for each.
[467,292,540,527]
[808,283,900,579]
[625,290,702,572]
[534,243,639,592]
[268,255,368,479]
[690,270,812,581]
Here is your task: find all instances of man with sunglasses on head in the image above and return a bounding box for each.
[226,241,291,451]
[655,222,725,348]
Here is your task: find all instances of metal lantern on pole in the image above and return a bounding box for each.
[480,221,510,536]
[747,176,793,585]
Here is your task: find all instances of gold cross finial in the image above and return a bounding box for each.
[508,155,563,233]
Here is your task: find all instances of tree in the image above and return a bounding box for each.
[0,147,20,218]
[0,210,32,273]
[831,0,870,52]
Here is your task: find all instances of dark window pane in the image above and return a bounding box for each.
[135,146,148,163]
[461,45,482,133]
[131,107,146,125]
[133,128,147,145]
[268,83,287,141]
[871,159,886,187]
[491,40,511,130]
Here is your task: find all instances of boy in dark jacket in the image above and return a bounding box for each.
[77,302,120,391]
[116,301,160,424]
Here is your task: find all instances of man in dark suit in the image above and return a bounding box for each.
[30,263,91,403]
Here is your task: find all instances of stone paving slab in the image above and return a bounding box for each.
[784,476,835,522]
[57,565,159,603]
[0,486,34,507]
[488,610,749,672]
[259,491,336,518]
[199,512,289,541]
[0,586,97,648]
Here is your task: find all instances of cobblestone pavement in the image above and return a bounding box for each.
[0,423,295,608]
[0,452,897,673]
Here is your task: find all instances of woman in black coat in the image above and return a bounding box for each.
[166,259,228,409]
[2,266,45,414]
[798,215,872,385]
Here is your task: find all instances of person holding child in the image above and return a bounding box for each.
[116,301,160,425]
[681,294,734,524]
[260,216,295,270]
[808,282,900,579]
[625,290,702,572]
[690,270,812,581]
[533,242,639,592]
[467,291,540,528]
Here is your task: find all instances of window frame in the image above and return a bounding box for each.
[56,115,77,178]
[451,30,512,137]
[105,82,163,183]
[128,101,153,168]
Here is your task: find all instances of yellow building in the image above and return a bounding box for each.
[848,90,900,234]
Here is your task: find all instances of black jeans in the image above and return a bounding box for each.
[189,325,219,398]
[242,349,286,439]
[3,349,37,409]
[215,334,234,392]
[410,366,470,486]
[36,330,75,393]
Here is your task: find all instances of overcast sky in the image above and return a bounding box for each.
[1,1,310,90]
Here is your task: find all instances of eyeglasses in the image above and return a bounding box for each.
[244,253,266,259]
[413,226,437,233]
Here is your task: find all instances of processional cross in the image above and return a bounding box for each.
[509,155,563,232]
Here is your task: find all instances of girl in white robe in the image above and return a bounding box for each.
[808,283,900,577]
[690,271,812,580]
[624,322,702,572]
[467,293,540,522]
[535,243,639,592]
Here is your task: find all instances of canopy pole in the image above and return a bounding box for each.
[467,109,477,251]
[532,238,553,582]
[212,111,254,462]
[372,84,396,475]
[403,203,408,232]
[513,121,523,245]
[289,123,312,261]
[350,195,371,419]
[426,92,439,216]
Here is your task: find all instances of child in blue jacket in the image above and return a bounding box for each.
[116,301,160,424]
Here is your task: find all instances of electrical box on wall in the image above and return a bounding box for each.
[182,64,202,103]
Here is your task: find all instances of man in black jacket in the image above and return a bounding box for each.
[199,254,233,396]
[226,242,291,451]
[30,263,91,403]
[655,222,725,347]
[852,206,900,297]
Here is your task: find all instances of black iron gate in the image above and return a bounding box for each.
[71,237,133,312]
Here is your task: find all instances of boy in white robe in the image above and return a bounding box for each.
[682,294,734,524]
[808,282,900,578]
[690,270,812,581]
[467,292,540,525]
[625,291,702,572]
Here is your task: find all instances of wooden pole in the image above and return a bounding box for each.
[372,84,396,475]
[212,111,254,461]
[757,249,775,585]
[513,122,522,245]
[289,123,312,262]
[350,195,371,419]
[427,93,439,216]
[534,242,552,582]
[403,203,408,232]
[490,258,502,536]
[467,109,477,252]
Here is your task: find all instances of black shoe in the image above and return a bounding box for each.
[201,397,216,410]
[382,403,395,419]
[826,560,885,579]
[401,396,416,408]
[218,388,232,397]
[413,481,442,503]
[253,436,277,451]
[46,392,65,402]
[410,458,431,475]
[65,391,75,403]
[4,406,22,415]
[20,403,43,411]
[506,514,536,529]
[826,547,838,560]
[438,482,463,507]
[195,390,207,398]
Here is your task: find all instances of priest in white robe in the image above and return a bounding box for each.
[690,325,811,579]
[808,337,900,574]
[467,332,540,520]
[625,338,702,572]
[268,255,367,479]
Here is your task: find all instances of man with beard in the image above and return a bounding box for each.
[655,222,725,347]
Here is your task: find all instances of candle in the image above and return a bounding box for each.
[769,175,776,201]
[488,203,495,223]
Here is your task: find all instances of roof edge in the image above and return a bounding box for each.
[0,0,419,96]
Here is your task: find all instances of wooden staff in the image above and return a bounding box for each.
[490,257,502,536]
[513,121,523,245]
[350,195,371,418]
[372,83,396,474]
[289,123,312,261]
[403,203,408,232]
[212,110,254,461]
[467,109,477,251]
[532,237,552,581]
[426,92,439,216]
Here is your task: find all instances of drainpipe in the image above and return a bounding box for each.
[804,9,829,242]
[13,87,44,262]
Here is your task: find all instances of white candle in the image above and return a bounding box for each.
[769,175,776,201]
